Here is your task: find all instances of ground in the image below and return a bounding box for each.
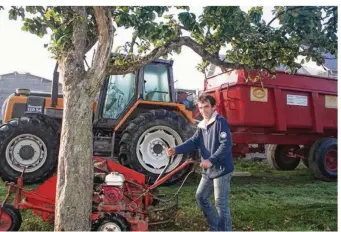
[0,158,337,231]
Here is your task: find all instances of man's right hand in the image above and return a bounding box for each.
[167,148,176,156]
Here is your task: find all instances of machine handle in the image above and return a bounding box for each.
[148,159,198,191]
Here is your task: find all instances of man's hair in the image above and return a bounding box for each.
[196,94,216,107]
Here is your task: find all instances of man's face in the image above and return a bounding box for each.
[198,100,215,120]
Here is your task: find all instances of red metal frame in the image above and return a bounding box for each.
[0,158,197,231]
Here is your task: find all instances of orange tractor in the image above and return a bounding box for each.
[0,59,198,185]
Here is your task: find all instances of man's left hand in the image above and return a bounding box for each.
[200,160,213,168]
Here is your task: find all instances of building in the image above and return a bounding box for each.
[0,72,62,123]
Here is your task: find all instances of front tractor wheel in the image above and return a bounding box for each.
[0,117,59,184]
[119,109,196,185]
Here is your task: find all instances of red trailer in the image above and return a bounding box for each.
[203,69,337,181]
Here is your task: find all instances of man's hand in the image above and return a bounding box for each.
[200,160,213,169]
[167,148,176,156]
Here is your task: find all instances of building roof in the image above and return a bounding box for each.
[0,72,53,83]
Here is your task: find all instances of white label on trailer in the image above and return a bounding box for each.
[286,95,308,106]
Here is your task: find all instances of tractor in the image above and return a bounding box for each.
[0,59,198,185]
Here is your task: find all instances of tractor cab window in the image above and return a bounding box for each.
[102,72,136,119]
[143,64,171,102]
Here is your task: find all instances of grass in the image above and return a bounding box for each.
[0,159,337,231]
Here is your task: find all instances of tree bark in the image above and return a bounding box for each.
[54,79,94,231]
[54,6,93,231]
[54,6,114,231]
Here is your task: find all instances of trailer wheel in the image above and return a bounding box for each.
[302,159,309,168]
[0,117,59,184]
[92,213,130,231]
[266,144,279,170]
[308,138,337,181]
[267,145,300,170]
[0,204,22,231]
[119,109,196,185]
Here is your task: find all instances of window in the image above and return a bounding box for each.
[143,64,170,102]
[102,73,136,119]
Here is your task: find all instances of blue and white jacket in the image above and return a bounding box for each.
[175,111,234,179]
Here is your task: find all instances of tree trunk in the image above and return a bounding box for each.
[54,77,94,231]
[53,6,114,231]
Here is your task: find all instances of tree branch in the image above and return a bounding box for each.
[129,32,137,54]
[61,6,88,86]
[267,6,303,27]
[71,7,88,62]
[107,36,246,75]
[88,6,115,97]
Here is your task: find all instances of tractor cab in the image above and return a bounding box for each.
[94,59,176,129]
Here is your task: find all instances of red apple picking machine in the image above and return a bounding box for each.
[0,157,197,231]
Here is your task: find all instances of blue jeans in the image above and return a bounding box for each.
[195,172,233,231]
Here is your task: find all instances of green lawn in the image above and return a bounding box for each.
[0,159,337,231]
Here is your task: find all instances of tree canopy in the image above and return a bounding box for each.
[4,6,337,78]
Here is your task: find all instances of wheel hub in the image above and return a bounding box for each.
[0,213,12,231]
[152,143,163,155]
[99,222,121,231]
[137,126,184,174]
[5,134,48,173]
[19,145,35,160]
[325,149,337,172]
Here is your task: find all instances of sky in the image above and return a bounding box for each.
[0,6,278,90]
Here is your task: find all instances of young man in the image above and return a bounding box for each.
[167,94,234,231]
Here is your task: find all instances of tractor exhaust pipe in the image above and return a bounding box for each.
[51,62,59,107]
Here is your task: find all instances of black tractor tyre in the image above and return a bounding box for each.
[119,109,197,185]
[0,117,59,184]
[0,204,22,231]
[92,213,130,231]
[308,138,337,181]
[273,145,301,170]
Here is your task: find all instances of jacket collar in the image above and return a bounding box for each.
[198,111,218,129]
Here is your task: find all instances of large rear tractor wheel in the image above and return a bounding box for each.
[308,138,337,181]
[266,144,300,170]
[119,109,197,185]
[0,117,59,184]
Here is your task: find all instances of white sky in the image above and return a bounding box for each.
[1,6,278,90]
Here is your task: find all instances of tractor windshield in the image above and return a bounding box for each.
[102,72,136,119]
[143,63,171,102]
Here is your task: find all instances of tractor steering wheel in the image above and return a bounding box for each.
[145,91,169,101]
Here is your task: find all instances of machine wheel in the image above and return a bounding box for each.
[308,138,337,181]
[92,213,130,231]
[0,204,22,231]
[119,109,197,185]
[0,117,59,184]
[267,145,300,170]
